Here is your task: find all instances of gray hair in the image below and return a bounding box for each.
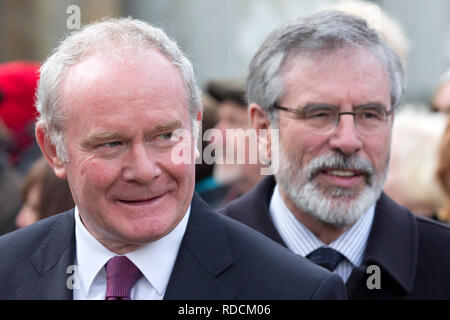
[36,17,202,161]
[246,10,405,123]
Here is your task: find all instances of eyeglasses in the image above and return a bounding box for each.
[272,103,394,135]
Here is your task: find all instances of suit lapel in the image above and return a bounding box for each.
[223,175,286,246]
[17,200,236,300]
[346,193,418,298]
[16,210,76,299]
[164,193,236,299]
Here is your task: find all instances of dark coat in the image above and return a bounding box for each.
[222,176,450,299]
[0,192,345,300]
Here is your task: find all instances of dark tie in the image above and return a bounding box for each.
[306,247,345,271]
[105,256,143,300]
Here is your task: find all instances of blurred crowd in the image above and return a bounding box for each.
[0,0,450,237]
[0,61,74,234]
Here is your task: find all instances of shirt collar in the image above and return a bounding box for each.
[74,205,190,297]
[270,184,375,267]
[329,204,374,266]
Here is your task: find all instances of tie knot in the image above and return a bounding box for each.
[105,256,142,300]
[306,247,345,272]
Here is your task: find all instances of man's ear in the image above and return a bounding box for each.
[35,124,67,179]
[249,103,273,160]
[196,110,203,122]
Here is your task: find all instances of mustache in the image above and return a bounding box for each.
[305,153,375,183]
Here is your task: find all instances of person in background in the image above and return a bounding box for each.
[321,0,409,67]
[0,61,41,173]
[15,157,75,228]
[194,92,219,194]
[0,125,21,235]
[384,107,447,219]
[431,68,450,113]
[222,10,450,299]
[436,115,450,224]
[0,17,345,300]
[200,79,263,208]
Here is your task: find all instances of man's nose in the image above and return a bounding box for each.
[214,120,228,139]
[122,144,161,183]
[328,114,363,156]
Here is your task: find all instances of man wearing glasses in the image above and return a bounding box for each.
[222,10,450,299]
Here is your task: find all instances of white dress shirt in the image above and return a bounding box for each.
[269,185,375,282]
[73,206,190,300]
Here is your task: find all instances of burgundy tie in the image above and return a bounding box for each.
[105,256,143,300]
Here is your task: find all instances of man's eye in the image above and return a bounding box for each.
[362,112,377,118]
[306,110,334,119]
[311,112,329,118]
[159,132,173,140]
[101,141,122,148]
[153,132,180,147]
[93,141,123,157]
[359,109,383,120]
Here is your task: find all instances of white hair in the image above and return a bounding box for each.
[384,106,448,214]
[36,17,202,161]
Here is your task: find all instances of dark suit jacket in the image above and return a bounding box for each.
[0,192,345,300]
[222,176,450,299]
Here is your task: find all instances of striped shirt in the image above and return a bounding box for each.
[269,185,375,283]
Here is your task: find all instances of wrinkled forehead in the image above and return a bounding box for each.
[283,45,387,76]
[276,47,393,119]
[280,46,390,97]
[59,49,193,135]
[65,45,170,81]
[61,48,188,108]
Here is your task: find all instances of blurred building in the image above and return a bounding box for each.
[1,0,450,105]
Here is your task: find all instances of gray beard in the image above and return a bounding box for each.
[275,147,388,228]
